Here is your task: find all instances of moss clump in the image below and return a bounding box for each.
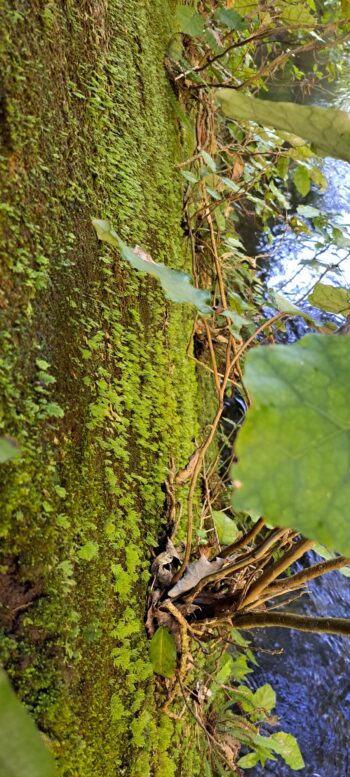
[0,1,206,774]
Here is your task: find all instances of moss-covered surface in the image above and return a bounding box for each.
[0,1,209,774]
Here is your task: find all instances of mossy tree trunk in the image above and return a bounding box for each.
[0,2,202,775]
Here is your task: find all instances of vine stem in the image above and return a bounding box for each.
[232,611,350,638]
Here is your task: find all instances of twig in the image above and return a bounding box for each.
[239,538,314,609]
[232,611,350,637]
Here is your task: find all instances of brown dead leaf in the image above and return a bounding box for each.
[168,555,225,598]
[232,156,245,181]
[175,448,201,486]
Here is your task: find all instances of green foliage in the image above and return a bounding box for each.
[149,627,177,678]
[309,282,350,316]
[0,669,56,777]
[0,436,20,463]
[208,651,304,771]
[212,7,246,30]
[293,164,311,197]
[77,541,99,561]
[232,335,350,553]
[212,510,239,544]
[175,4,205,37]
[92,219,212,313]
[217,90,350,163]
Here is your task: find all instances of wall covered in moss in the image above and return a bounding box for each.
[0,2,204,774]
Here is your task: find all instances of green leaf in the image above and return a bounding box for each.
[44,402,64,418]
[92,219,212,314]
[269,290,309,319]
[77,541,99,561]
[149,627,177,678]
[281,3,315,27]
[270,732,305,770]
[232,335,350,554]
[0,669,57,777]
[217,90,350,163]
[308,283,350,317]
[212,510,239,544]
[181,170,198,184]
[293,165,310,197]
[297,204,321,218]
[253,684,276,713]
[175,4,205,36]
[200,149,216,171]
[237,752,260,768]
[213,7,246,30]
[0,437,20,463]
[231,654,253,681]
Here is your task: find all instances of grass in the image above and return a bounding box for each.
[0,1,212,774]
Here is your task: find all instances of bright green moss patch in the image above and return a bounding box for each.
[0,1,204,775]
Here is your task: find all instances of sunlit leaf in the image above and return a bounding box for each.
[281,3,315,27]
[0,669,57,777]
[217,90,350,163]
[212,510,239,544]
[232,335,350,554]
[238,752,260,768]
[92,219,212,313]
[0,437,20,463]
[149,627,177,678]
[253,684,276,713]
[270,732,305,770]
[308,283,350,317]
[297,204,321,218]
[293,165,311,197]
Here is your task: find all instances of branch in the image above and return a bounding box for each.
[239,538,314,609]
[232,611,350,638]
[267,555,350,595]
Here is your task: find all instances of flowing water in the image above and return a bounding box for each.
[240,63,350,776]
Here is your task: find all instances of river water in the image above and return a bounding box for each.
[241,65,350,776]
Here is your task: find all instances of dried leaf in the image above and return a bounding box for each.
[168,555,225,598]
[175,448,201,485]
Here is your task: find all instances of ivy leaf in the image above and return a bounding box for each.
[217,90,350,163]
[213,7,246,30]
[270,732,305,770]
[175,4,205,36]
[308,283,350,317]
[0,436,20,463]
[92,219,212,314]
[293,165,311,197]
[269,290,311,320]
[212,510,239,544]
[149,627,177,678]
[0,669,57,777]
[232,335,350,554]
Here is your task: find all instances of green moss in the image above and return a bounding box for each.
[0,1,208,775]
